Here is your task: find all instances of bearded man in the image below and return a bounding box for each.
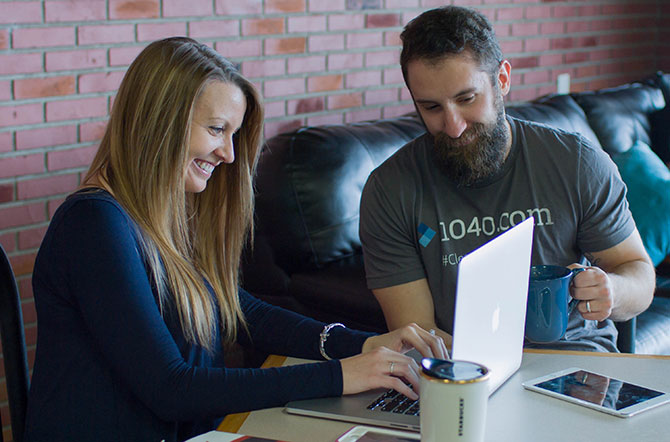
[359,6,654,352]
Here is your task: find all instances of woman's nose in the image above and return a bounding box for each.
[215,137,235,164]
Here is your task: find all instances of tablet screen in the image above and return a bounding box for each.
[533,369,664,410]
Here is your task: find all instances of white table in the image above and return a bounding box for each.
[218,350,670,442]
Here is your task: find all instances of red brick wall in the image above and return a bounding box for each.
[0,0,665,439]
[661,1,670,71]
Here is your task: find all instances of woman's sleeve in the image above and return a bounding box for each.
[236,289,375,360]
[55,199,349,421]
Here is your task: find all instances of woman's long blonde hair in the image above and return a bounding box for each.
[83,37,263,350]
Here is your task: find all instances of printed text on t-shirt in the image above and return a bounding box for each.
[438,207,552,242]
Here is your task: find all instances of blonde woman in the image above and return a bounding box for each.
[25,37,446,442]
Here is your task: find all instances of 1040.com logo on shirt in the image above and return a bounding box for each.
[438,208,552,242]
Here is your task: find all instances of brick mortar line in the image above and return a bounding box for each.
[0,66,128,79]
[0,220,51,236]
[513,54,658,69]
[0,51,652,86]
[261,65,656,120]
[3,169,83,183]
[0,90,115,104]
[0,141,98,158]
[262,81,407,97]
[0,116,107,133]
[508,69,655,90]
[0,16,659,39]
[0,10,660,29]
[264,100,413,120]
[0,27,656,59]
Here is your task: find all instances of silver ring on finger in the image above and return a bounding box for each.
[389,361,395,375]
[586,301,592,313]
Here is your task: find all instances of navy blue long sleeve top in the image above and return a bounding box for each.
[25,190,373,442]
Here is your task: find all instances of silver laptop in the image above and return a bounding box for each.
[285,217,535,431]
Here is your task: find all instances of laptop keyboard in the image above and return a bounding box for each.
[366,389,420,416]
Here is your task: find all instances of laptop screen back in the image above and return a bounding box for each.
[451,216,534,393]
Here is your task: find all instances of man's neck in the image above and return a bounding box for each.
[502,116,513,161]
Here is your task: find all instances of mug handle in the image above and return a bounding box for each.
[567,267,586,315]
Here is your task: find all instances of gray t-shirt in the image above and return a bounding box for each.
[360,116,635,352]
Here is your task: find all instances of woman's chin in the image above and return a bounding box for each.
[185,179,207,193]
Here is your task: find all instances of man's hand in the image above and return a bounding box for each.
[569,265,614,322]
[570,229,655,322]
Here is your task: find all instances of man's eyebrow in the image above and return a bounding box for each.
[414,87,478,104]
[453,87,477,98]
[414,98,438,104]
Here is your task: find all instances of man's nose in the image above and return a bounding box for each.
[442,110,467,139]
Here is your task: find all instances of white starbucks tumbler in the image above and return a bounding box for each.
[420,358,489,442]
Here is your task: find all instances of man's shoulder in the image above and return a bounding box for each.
[510,115,592,148]
[370,133,432,178]
[509,115,605,163]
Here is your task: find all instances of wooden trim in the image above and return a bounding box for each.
[217,355,288,433]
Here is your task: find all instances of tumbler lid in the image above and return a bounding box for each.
[421,358,489,384]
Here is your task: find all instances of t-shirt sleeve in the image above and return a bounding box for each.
[359,170,427,289]
[576,138,636,253]
[49,198,347,421]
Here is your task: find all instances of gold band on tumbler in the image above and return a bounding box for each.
[420,369,490,384]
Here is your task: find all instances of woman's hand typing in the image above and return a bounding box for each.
[339,323,448,400]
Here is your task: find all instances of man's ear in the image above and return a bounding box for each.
[497,60,512,96]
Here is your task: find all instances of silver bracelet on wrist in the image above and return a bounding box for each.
[319,322,346,360]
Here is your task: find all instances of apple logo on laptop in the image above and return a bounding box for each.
[491,304,501,333]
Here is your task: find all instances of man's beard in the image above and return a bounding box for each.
[432,98,509,187]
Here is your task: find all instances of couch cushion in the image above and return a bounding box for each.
[289,255,387,332]
[572,83,665,156]
[506,94,602,150]
[611,140,670,266]
[255,115,425,272]
[635,296,670,355]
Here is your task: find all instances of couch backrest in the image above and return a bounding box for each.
[252,79,666,276]
[506,94,602,150]
[254,115,425,273]
[648,72,670,163]
[572,82,664,156]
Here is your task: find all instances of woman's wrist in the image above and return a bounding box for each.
[319,322,346,360]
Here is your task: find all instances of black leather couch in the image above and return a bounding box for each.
[242,73,670,355]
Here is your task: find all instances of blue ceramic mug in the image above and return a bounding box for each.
[525,265,585,343]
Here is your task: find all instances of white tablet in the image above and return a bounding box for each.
[522,367,670,418]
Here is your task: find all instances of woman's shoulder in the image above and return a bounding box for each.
[62,187,119,208]
[56,188,126,218]
[49,188,136,239]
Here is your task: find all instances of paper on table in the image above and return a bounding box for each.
[185,430,292,442]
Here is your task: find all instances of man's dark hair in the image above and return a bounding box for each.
[400,6,503,85]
